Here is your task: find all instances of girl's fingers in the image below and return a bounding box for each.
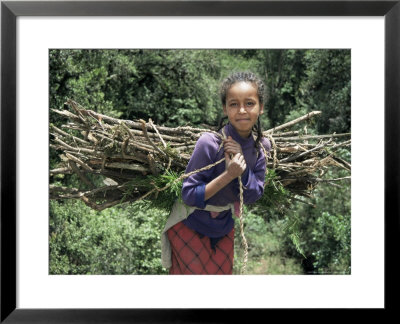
[238,155,246,170]
[224,138,242,151]
[226,153,246,178]
[224,139,239,146]
[236,154,246,169]
[224,143,238,150]
[234,153,244,164]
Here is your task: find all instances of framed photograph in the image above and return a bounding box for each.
[1,0,398,322]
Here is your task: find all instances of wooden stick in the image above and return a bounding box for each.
[149,118,167,148]
[50,167,72,175]
[50,124,90,145]
[68,160,95,188]
[54,138,96,155]
[273,133,351,141]
[264,111,322,134]
[314,176,351,182]
[66,153,93,171]
[139,119,168,157]
[279,138,333,163]
[105,162,149,173]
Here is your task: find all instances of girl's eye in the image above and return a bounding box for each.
[230,103,238,107]
[246,102,255,106]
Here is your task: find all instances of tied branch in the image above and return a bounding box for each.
[50,99,351,211]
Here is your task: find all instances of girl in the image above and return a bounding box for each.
[161,72,271,274]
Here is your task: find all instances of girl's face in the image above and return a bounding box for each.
[223,81,264,138]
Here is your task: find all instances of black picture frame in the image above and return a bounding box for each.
[1,0,398,322]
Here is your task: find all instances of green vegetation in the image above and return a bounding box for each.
[50,49,351,275]
[50,200,169,275]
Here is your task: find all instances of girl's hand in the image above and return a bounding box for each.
[224,136,244,171]
[223,136,243,156]
[225,152,247,179]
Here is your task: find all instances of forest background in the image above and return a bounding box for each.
[49,49,351,275]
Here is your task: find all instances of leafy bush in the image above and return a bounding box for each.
[49,200,169,274]
[233,208,303,275]
[310,211,351,274]
[279,161,351,274]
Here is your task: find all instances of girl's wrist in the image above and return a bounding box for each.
[204,170,235,200]
[223,170,237,182]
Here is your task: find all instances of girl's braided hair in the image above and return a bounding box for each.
[218,71,266,150]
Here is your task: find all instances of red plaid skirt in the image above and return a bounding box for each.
[167,221,234,275]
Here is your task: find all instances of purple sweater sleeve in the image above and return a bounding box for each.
[240,153,266,204]
[181,133,219,208]
[239,138,271,204]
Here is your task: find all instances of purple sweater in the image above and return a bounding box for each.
[181,123,271,238]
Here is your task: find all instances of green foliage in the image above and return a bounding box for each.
[50,49,222,127]
[251,49,350,134]
[233,209,303,274]
[249,170,308,260]
[117,167,184,215]
[144,170,184,212]
[279,151,351,274]
[300,50,351,134]
[311,211,351,274]
[49,200,168,274]
[257,49,307,127]
[50,48,350,133]
[283,216,307,259]
[49,50,120,118]
[253,169,292,215]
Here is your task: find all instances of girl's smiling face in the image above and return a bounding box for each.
[223,81,264,138]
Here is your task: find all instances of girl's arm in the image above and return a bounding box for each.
[240,156,267,204]
[181,133,221,208]
[182,133,247,208]
[204,153,246,201]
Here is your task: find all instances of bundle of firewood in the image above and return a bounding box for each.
[50,100,351,211]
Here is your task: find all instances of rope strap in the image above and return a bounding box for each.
[221,128,248,274]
